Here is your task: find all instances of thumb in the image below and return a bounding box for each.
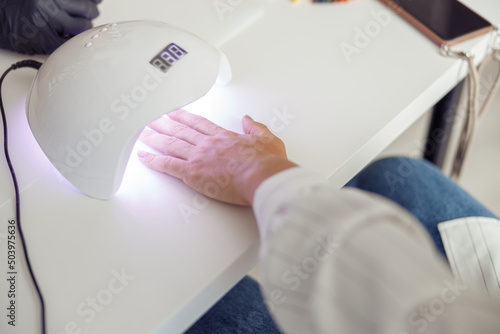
[242,115,272,136]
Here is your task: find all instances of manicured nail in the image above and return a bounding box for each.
[137,150,149,158]
[244,115,254,121]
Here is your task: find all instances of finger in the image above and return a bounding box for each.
[146,116,204,145]
[34,28,68,54]
[137,151,186,179]
[53,14,93,36]
[242,115,273,136]
[139,129,193,160]
[167,109,224,136]
[56,0,100,19]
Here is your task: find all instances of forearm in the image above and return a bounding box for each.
[136,109,500,332]
[253,168,500,333]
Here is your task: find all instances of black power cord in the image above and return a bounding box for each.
[0,60,45,334]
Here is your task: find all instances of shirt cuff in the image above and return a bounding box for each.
[253,167,328,240]
[438,217,500,298]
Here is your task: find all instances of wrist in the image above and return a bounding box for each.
[239,156,297,205]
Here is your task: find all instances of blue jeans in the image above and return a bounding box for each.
[184,157,497,333]
[345,157,497,257]
[184,275,281,334]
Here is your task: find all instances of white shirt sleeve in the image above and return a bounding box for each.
[439,217,500,298]
[253,167,500,334]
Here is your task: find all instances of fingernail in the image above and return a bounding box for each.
[137,150,149,158]
[244,115,254,121]
[140,128,152,137]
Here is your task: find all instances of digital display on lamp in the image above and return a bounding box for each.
[150,43,187,73]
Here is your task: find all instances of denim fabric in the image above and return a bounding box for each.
[187,157,497,333]
[184,276,282,334]
[346,156,497,257]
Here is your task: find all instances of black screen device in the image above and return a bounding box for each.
[379,0,494,46]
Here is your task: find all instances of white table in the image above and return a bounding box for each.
[1,1,499,333]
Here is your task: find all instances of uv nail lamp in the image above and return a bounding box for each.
[26,21,231,199]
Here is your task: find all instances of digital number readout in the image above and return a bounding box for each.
[150,43,187,73]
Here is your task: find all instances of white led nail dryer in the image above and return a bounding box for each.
[26,21,231,199]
